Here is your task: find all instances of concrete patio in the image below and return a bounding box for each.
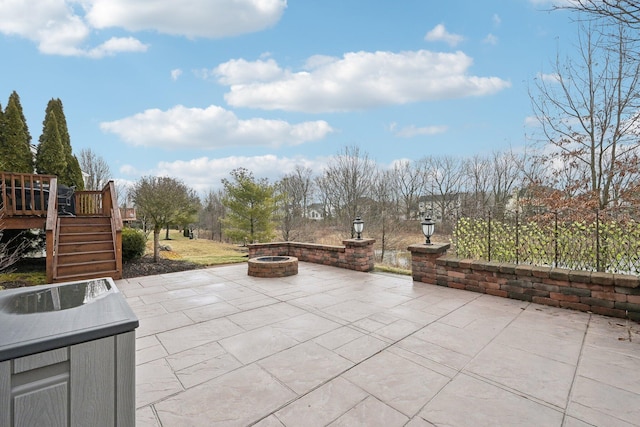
[116,262,640,426]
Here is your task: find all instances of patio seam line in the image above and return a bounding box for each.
[561,313,592,426]
[248,283,499,424]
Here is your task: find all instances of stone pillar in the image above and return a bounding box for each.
[343,238,376,272]
[408,243,450,283]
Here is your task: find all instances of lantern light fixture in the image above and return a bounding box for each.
[421,216,435,245]
[353,216,364,240]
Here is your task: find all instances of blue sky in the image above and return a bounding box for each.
[0,0,576,193]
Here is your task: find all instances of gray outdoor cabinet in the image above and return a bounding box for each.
[0,278,139,427]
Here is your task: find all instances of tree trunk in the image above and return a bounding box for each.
[153,228,161,262]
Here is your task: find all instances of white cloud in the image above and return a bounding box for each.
[483,33,499,45]
[132,155,321,193]
[424,24,464,47]
[215,50,511,113]
[214,58,284,85]
[100,104,333,149]
[171,69,183,81]
[392,124,448,138]
[537,72,560,83]
[87,37,149,58]
[85,0,286,38]
[0,0,286,57]
[492,14,502,26]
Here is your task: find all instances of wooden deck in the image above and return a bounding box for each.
[1,172,122,283]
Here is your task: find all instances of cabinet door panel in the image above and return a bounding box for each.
[70,337,115,427]
[14,382,68,427]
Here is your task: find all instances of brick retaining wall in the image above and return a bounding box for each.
[248,239,375,272]
[408,243,640,321]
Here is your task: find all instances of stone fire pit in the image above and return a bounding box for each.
[247,256,298,278]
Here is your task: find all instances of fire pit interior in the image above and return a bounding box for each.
[248,256,298,277]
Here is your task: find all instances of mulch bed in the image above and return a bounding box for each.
[1,256,203,289]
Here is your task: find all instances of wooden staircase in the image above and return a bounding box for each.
[53,216,121,283]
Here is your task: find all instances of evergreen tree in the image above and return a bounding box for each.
[0,92,34,173]
[42,99,83,188]
[35,110,67,177]
[221,168,277,243]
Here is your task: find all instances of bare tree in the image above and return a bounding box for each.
[370,169,403,262]
[424,155,467,231]
[0,215,28,273]
[463,154,492,216]
[391,159,427,220]
[559,0,640,29]
[530,23,640,209]
[79,148,111,190]
[200,189,225,241]
[321,146,377,236]
[490,150,523,214]
[277,166,315,241]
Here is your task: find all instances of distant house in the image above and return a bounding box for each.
[306,203,325,220]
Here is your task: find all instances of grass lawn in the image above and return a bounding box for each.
[147,229,248,266]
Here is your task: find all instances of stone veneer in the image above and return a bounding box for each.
[408,243,640,321]
[248,239,375,272]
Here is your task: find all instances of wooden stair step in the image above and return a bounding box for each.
[53,270,120,283]
[56,260,117,276]
[57,241,114,253]
[57,250,115,263]
[58,232,112,243]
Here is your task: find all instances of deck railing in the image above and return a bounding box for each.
[1,172,57,217]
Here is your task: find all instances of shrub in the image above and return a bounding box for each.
[122,228,147,261]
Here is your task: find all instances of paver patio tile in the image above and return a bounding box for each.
[136,358,183,408]
[154,364,296,427]
[328,395,408,426]
[135,406,161,427]
[274,377,368,427]
[575,345,640,394]
[227,302,305,330]
[139,288,198,304]
[418,374,563,426]
[343,350,450,417]
[131,302,169,319]
[253,415,286,426]
[410,321,498,358]
[465,342,576,408]
[492,323,585,365]
[135,341,168,366]
[313,326,366,350]
[270,312,343,342]
[322,299,384,322]
[175,351,242,388]
[156,317,244,354]
[182,300,240,322]
[373,318,423,341]
[160,293,223,312]
[567,376,640,426]
[219,325,300,364]
[135,311,194,338]
[165,341,228,371]
[334,334,389,363]
[259,341,352,394]
[350,317,386,333]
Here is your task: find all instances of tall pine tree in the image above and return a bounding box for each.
[35,110,67,178]
[41,99,83,188]
[0,92,34,173]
